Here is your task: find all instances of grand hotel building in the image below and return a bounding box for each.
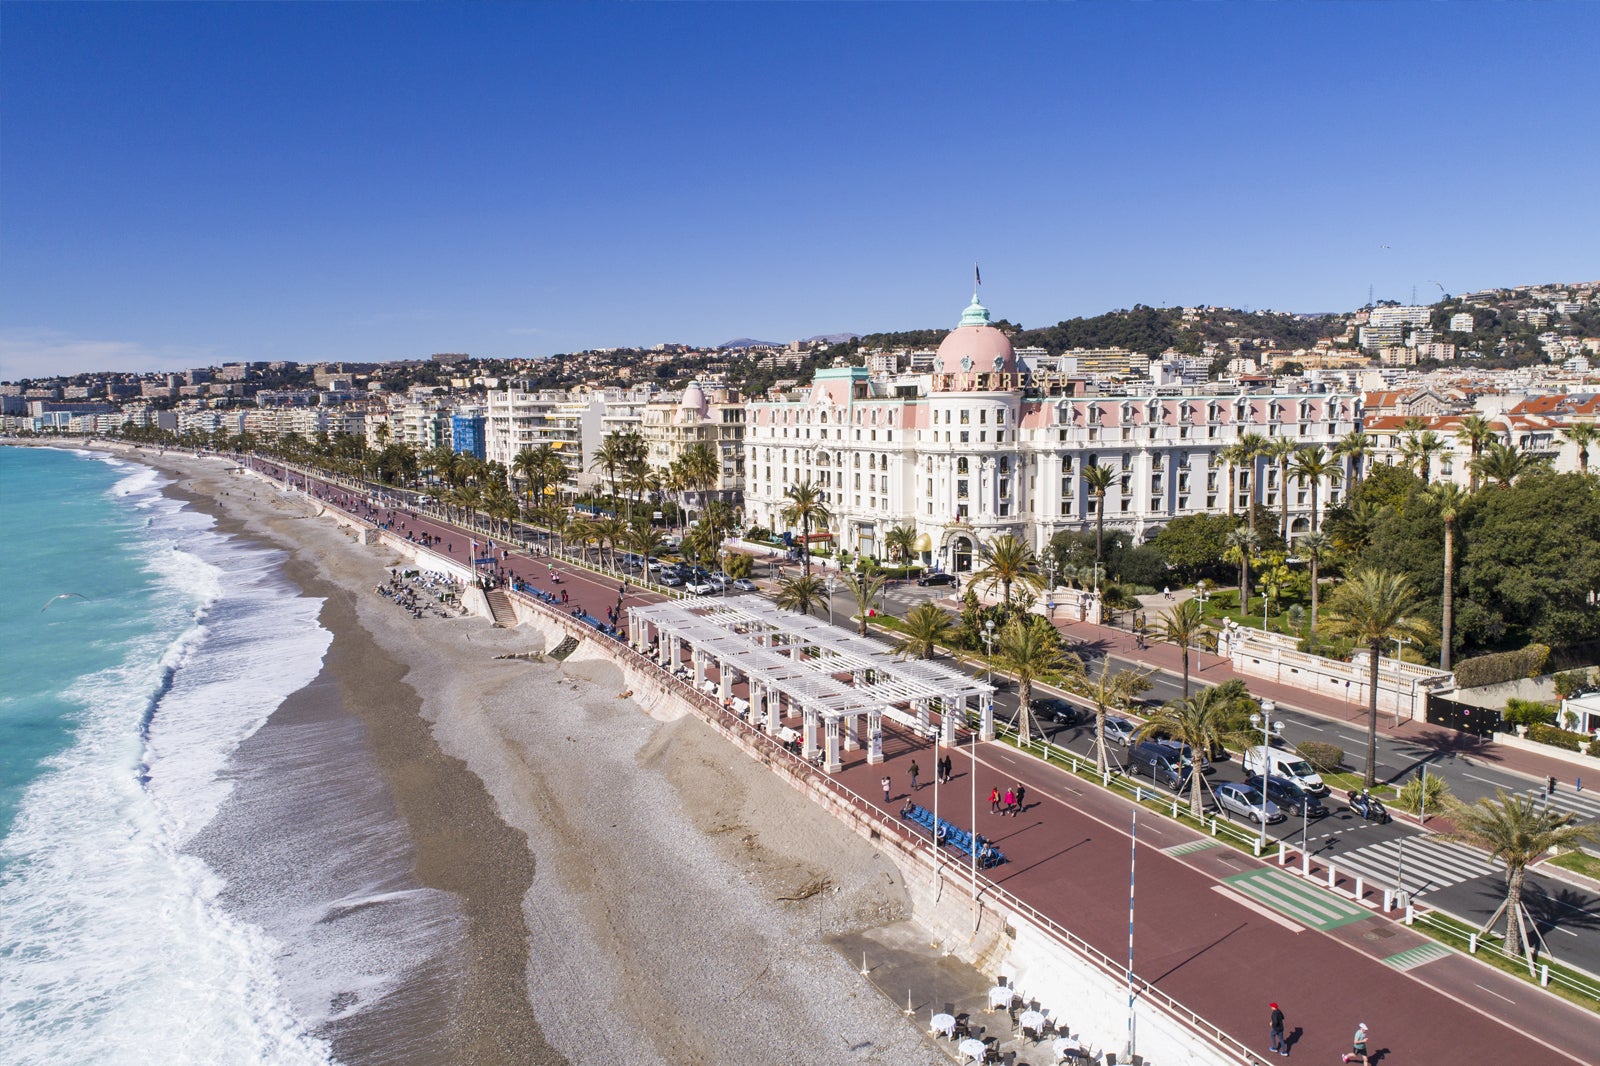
[742,295,1362,574]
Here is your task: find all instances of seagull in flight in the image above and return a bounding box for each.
[41,592,89,612]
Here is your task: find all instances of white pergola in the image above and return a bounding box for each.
[628,595,996,772]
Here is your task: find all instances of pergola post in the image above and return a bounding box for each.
[692,650,705,687]
[824,717,842,773]
[767,685,782,733]
[980,694,996,741]
[802,705,820,760]
[866,709,884,765]
[719,662,732,702]
[942,698,959,746]
[915,697,931,735]
[844,712,861,751]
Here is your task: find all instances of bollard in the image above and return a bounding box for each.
[1405,903,1415,926]
[1354,875,1363,901]
[1135,786,1143,803]
[1541,964,1550,988]
[1383,888,1393,912]
[1211,818,1218,836]
[862,952,869,976]
[1172,798,1179,818]
[1328,864,1337,889]
[1469,933,1478,954]
[1253,838,1262,857]
[1278,843,1287,866]
[1302,852,1311,877]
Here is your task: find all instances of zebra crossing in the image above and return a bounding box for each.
[1324,834,1501,898]
[1511,785,1600,825]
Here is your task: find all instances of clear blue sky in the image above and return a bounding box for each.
[3,2,1597,379]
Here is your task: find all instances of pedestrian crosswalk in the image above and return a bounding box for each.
[1324,834,1501,898]
[1223,868,1371,931]
[1511,785,1600,825]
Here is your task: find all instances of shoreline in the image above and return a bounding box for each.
[64,441,950,1065]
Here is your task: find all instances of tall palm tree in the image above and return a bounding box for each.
[840,571,887,636]
[1082,464,1116,563]
[1399,430,1447,484]
[1078,661,1153,774]
[1291,445,1342,533]
[1226,525,1260,612]
[972,533,1044,608]
[1322,569,1436,788]
[1150,598,1206,697]
[621,457,657,515]
[1449,791,1598,969]
[892,601,956,660]
[1560,422,1598,476]
[1334,429,1374,490]
[779,479,832,575]
[1456,414,1499,491]
[1136,686,1240,814]
[592,515,629,572]
[994,616,1084,745]
[774,574,829,617]
[1298,531,1333,635]
[1425,482,1466,670]
[1237,433,1271,536]
[673,440,722,523]
[883,523,919,569]
[1218,442,1247,520]
[622,518,666,573]
[1471,440,1550,489]
[590,431,630,502]
[1268,437,1298,540]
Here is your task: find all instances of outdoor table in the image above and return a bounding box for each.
[1053,1035,1084,1062]
[986,985,1014,1010]
[958,1037,988,1063]
[1019,1009,1046,1036]
[930,1012,956,1039]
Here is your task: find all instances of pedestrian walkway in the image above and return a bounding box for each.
[1325,834,1500,898]
[1382,941,1455,972]
[1221,867,1371,931]
[1509,784,1600,825]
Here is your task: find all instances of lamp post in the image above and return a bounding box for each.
[983,620,996,686]
[1250,702,1283,849]
[1045,558,1058,619]
[825,573,838,628]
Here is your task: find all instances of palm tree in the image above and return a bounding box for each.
[1078,661,1153,774]
[840,571,887,636]
[673,440,722,522]
[994,616,1084,745]
[590,431,630,502]
[513,444,566,508]
[1322,569,1436,789]
[1082,464,1116,563]
[883,523,919,569]
[1449,791,1598,969]
[1291,445,1342,534]
[1218,442,1247,520]
[1298,531,1333,635]
[1136,686,1240,814]
[1226,525,1260,613]
[1425,482,1465,670]
[1237,433,1270,536]
[622,519,666,574]
[1456,415,1499,491]
[1471,440,1550,489]
[1399,430,1447,484]
[621,457,657,515]
[1560,422,1598,476]
[592,515,629,572]
[774,573,829,617]
[779,479,832,575]
[1268,437,1298,540]
[972,533,1044,608]
[1150,598,1206,697]
[1334,429,1374,489]
[893,602,956,660]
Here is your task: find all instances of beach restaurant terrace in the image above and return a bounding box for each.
[627,595,996,772]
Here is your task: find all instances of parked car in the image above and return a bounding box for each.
[685,581,717,595]
[1101,716,1139,747]
[1242,746,1327,795]
[1246,775,1328,819]
[1214,782,1284,824]
[1126,741,1191,793]
[916,573,958,587]
[1031,697,1080,726]
[659,573,685,588]
[731,578,758,592]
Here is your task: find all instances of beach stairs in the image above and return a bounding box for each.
[484,588,517,628]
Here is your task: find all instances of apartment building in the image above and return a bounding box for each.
[639,383,746,502]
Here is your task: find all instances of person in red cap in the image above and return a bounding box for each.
[1268,1002,1287,1056]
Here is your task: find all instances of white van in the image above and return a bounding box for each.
[1242,746,1327,795]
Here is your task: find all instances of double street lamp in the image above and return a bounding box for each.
[983,619,996,685]
[825,573,839,628]
[1250,701,1283,850]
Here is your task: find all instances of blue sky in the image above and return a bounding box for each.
[3,2,1597,379]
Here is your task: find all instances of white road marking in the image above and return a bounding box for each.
[1475,984,1515,1004]
[1462,773,1507,785]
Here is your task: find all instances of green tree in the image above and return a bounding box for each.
[1137,686,1240,814]
[722,551,754,581]
[883,523,919,569]
[994,616,1084,744]
[1426,482,1466,669]
[1291,445,1342,534]
[1083,465,1116,563]
[1268,437,1298,540]
[1150,598,1206,697]
[779,479,832,575]
[1334,430,1374,488]
[1559,422,1598,477]
[1077,662,1153,774]
[774,573,829,617]
[893,602,956,660]
[1148,513,1235,581]
[1399,430,1448,484]
[840,571,887,636]
[1237,433,1271,536]
[1471,440,1549,489]
[1225,525,1260,611]
[1448,791,1598,969]
[1322,569,1436,788]
[1456,415,1500,491]
[973,533,1043,608]
[1298,531,1333,635]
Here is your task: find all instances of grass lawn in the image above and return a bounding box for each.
[1549,850,1600,881]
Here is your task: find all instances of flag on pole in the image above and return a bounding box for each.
[974,263,982,289]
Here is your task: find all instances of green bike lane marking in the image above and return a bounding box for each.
[1223,868,1370,931]
[1163,838,1222,857]
[1383,941,1454,971]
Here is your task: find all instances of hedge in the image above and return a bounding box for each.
[1528,723,1587,751]
[1297,741,1344,773]
[1503,698,1558,727]
[1454,644,1551,689]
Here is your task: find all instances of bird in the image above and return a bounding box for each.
[42,592,89,612]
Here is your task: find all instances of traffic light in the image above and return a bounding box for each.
[1548,776,1557,795]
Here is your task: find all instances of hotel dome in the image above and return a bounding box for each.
[936,295,1016,376]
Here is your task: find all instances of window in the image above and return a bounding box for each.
[997,409,1006,424]
[960,409,970,425]
[1060,500,1073,516]
[979,410,987,424]
[960,431,969,443]
[957,479,969,499]
[998,502,1010,516]
[957,456,969,473]
[999,478,1011,498]
[957,504,969,520]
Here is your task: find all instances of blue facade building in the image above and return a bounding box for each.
[451,413,486,459]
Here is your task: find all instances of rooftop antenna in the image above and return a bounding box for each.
[1368,284,1374,307]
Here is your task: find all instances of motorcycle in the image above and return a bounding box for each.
[1347,789,1390,824]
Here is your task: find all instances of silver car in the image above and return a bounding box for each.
[1214,782,1284,825]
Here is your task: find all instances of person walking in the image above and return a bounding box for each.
[1268,1002,1286,1056]
[881,776,892,803]
[909,760,921,792]
[990,787,1001,815]
[1014,783,1027,815]
[1003,787,1016,815]
[1340,1022,1368,1064]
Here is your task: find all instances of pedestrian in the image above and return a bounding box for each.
[881,776,892,803]
[990,787,1000,814]
[909,760,921,791]
[1014,783,1026,814]
[942,755,953,783]
[1268,1002,1286,1056]
[1340,1022,1368,1064]
[561,589,569,605]
[1003,787,1016,814]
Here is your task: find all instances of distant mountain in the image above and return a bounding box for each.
[806,332,859,345]
[718,338,786,349]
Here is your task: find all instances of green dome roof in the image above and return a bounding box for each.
[959,295,991,328]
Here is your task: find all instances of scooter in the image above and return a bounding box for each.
[1347,789,1390,824]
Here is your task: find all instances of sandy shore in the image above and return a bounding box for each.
[118,446,947,1066]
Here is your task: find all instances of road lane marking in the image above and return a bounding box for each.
[1476,984,1515,1004]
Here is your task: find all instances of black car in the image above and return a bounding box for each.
[1031,697,1080,726]
[1246,775,1328,819]
[916,573,958,587]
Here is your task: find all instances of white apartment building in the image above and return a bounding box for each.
[639,383,746,501]
[743,295,1361,573]
[485,384,661,492]
[1449,312,1475,333]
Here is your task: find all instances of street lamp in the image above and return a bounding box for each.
[1250,701,1283,849]
[825,574,838,628]
[983,620,996,686]
[1045,559,1058,619]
